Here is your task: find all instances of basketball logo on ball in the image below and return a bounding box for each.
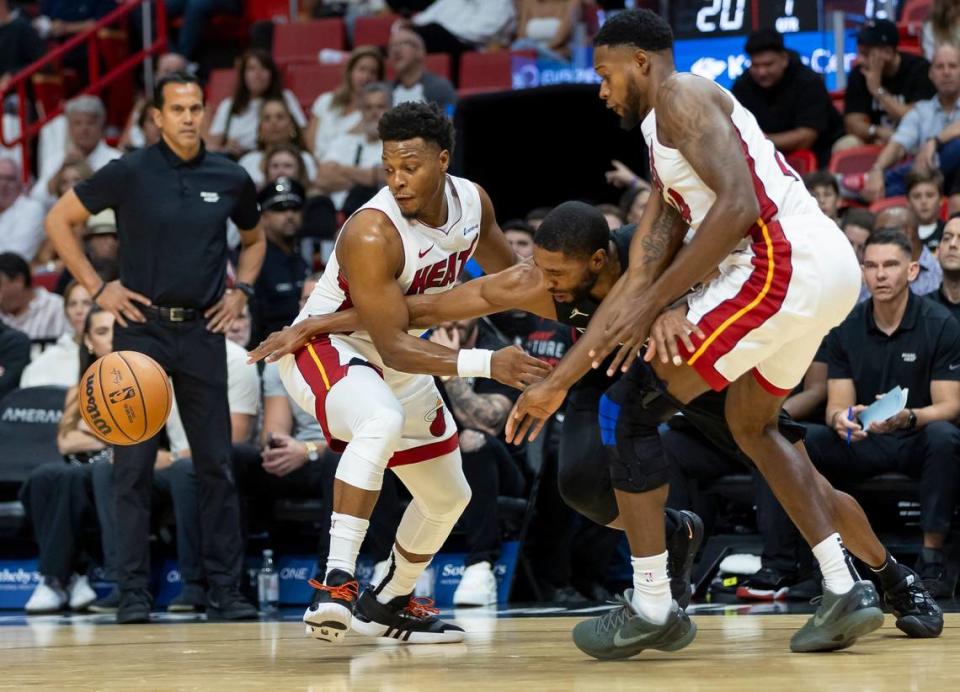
[80,351,173,446]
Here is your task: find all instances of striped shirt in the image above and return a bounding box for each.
[0,287,69,342]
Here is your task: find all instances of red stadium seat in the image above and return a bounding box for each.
[247,0,293,22]
[273,19,346,68]
[206,68,237,115]
[285,63,343,112]
[784,149,817,176]
[869,195,908,214]
[459,51,512,92]
[830,89,845,114]
[941,197,950,220]
[354,13,399,47]
[828,144,884,176]
[386,53,452,81]
[30,72,64,119]
[31,270,60,292]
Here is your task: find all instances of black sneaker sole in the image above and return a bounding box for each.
[895,614,944,638]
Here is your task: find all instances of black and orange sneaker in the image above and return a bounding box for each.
[352,590,465,644]
[303,569,360,643]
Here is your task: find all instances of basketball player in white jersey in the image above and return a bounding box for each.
[509,10,895,658]
[278,102,550,644]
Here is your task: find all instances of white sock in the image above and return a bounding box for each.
[325,512,369,579]
[376,547,431,603]
[812,533,857,595]
[630,551,672,625]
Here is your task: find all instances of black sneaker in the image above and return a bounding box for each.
[116,588,152,624]
[666,509,704,609]
[303,569,360,643]
[916,554,956,600]
[89,586,120,614]
[207,585,258,621]
[884,566,944,638]
[352,590,465,643]
[168,582,207,613]
[737,567,795,601]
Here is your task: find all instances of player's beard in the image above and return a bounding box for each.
[567,267,601,302]
[620,79,643,131]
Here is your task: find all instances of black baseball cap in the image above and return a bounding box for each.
[258,176,305,211]
[857,19,899,48]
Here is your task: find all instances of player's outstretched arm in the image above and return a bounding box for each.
[247,262,556,363]
[339,212,551,389]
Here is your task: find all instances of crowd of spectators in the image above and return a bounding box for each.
[2,2,960,615]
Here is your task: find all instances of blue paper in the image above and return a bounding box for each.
[859,386,909,430]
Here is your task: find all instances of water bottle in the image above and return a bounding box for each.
[257,549,279,612]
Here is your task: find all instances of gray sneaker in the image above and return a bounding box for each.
[571,589,697,660]
[790,580,884,653]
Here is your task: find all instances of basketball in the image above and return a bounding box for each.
[79,351,172,446]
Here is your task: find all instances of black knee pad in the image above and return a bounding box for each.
[602,363,679,494]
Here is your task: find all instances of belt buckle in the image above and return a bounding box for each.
[168,307,186,322]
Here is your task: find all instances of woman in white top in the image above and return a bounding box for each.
[306,45,384,161]
[238,97,318,188]
[923,0,960,60]
[262,143,313,192]
[19,281,92,388]
[512,0,580,62]
[32,157,94,273]
[206,49,307,158]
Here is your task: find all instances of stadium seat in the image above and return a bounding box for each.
[0,386,67,490]
[830,89,845,114]
[458,51,526,95]
[206,68,237,116]
[31,270,60,292]
[30,72,65,119]
[273,19,346,68]
[354,13,399,48]
[247,0,293,22]
[828,144,883,175]
[869,195,908,214]
[784,149,817,176]
[285,63,343,112]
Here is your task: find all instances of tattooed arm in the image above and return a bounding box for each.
[442,378,513,436]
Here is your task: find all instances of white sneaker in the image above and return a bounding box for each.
[68,575,97,611]
[25,577,67,614]
[452,561,498,607]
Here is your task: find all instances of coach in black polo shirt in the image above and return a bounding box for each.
[44,72,266,623]
[732,30,842,166]
[250,177,308,348]
[804,229,960,597]
[931,216,960,320]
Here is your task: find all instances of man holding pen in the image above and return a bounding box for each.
[800,228,960,598]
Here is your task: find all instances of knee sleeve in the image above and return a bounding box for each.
[601,370,679,494]
[334,404,405,492]
[393,450,470,555]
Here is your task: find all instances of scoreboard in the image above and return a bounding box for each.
[668,0,820,39]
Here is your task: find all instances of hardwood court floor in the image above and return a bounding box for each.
[1,611,958,691]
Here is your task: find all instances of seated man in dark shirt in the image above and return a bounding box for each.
[838,19,936,152]
[930,215,960,319]
[732,30,842,166]
[808,229,960,598]
[0,319,29,398]
[0,0,45,93]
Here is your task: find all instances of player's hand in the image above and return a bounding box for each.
[505,378,567,444]
[261,433,311,477]
[205,289,246,333]
[248,322,312,363]
[490,345,552,390]
[645,305,704,366]
[95,280,151,327]
[589,288,661,376]
[832,405,868,442]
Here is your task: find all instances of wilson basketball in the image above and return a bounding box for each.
[79,350,172,446]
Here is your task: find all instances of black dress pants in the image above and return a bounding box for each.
[112,317,242,591]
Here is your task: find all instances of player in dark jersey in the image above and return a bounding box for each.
[249,200,942,640]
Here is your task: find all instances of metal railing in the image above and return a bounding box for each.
[0,0,168,184]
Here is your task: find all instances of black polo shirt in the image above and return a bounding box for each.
[250,239,308,345]
[732,53,843,165]
[824,291,960,409]
[928,287,960,322]
[74,139,260,310]
[844,52,936,127]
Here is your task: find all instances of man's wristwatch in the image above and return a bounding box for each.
[304,441,321,462]
[906,409,918,430]
[235,282,254,300]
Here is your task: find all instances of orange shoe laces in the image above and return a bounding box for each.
[405,597,439,618]
[308,578,359,602]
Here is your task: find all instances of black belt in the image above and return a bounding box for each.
[142,305,200,322]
